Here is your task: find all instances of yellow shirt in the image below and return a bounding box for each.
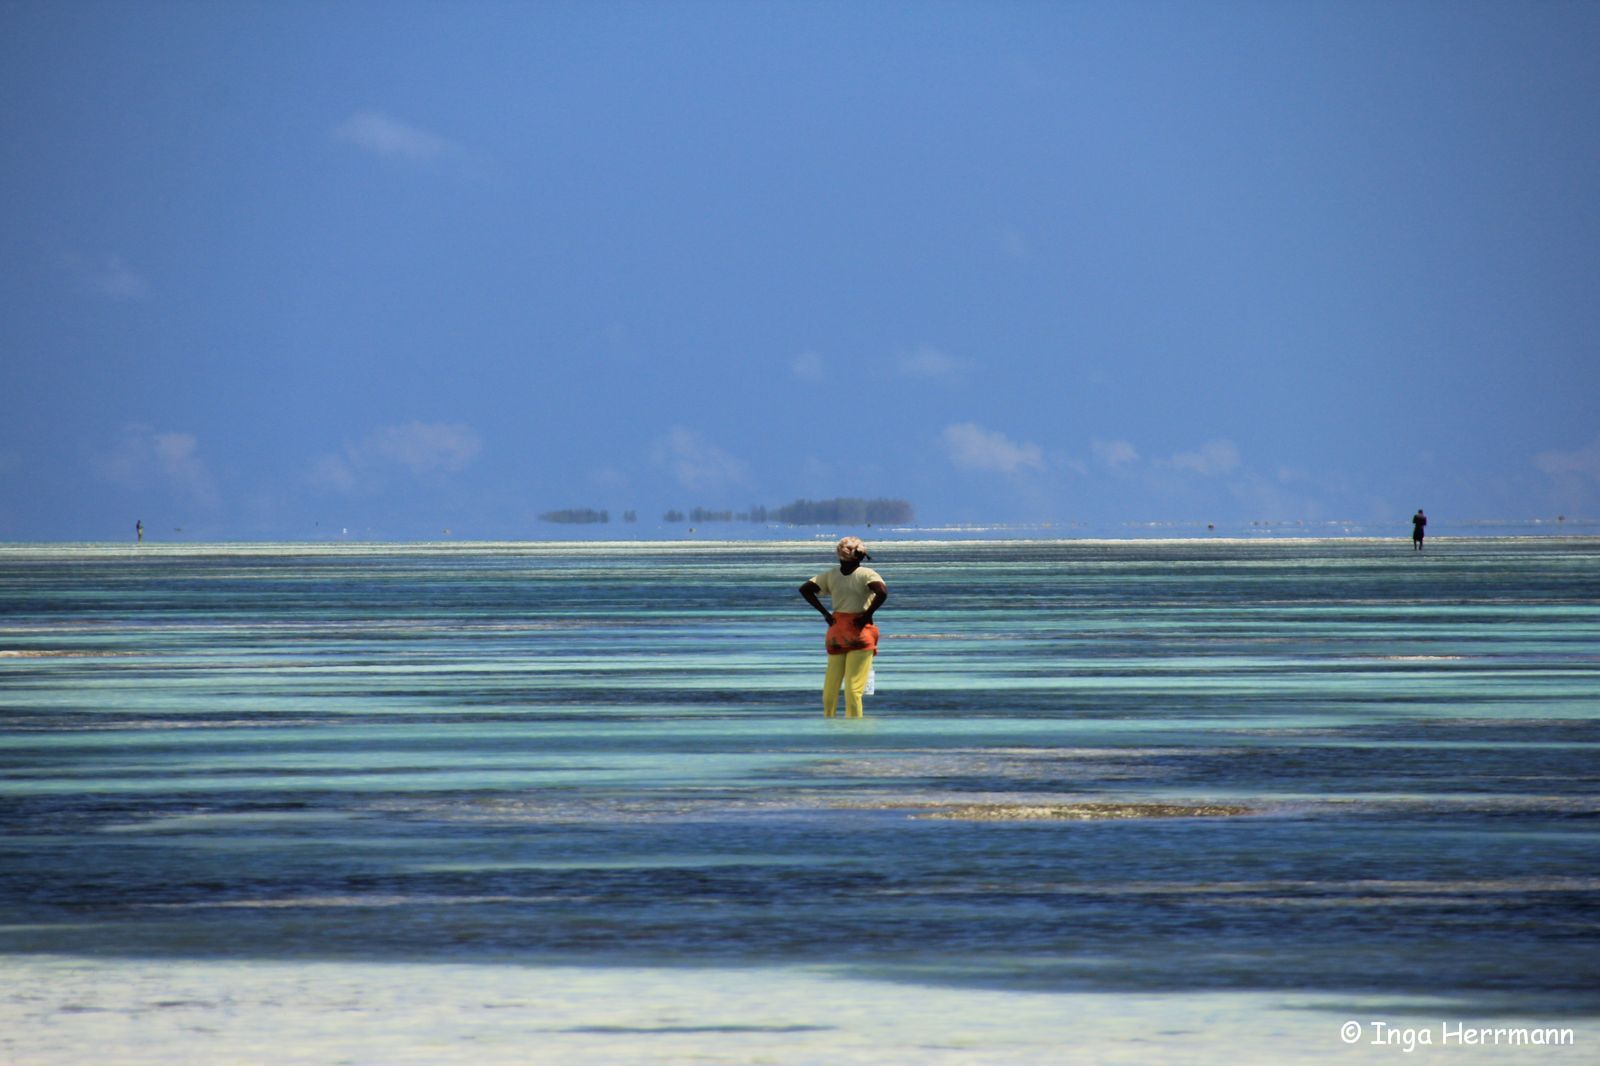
[811,566,883,613]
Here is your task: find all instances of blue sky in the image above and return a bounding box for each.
[3,0,1598,540]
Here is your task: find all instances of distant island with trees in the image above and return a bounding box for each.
[538,497,913,525]
[537,508,636,524]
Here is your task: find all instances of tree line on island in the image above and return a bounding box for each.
[538,498,914,526]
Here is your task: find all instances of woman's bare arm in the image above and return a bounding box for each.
[799,580,833,625]
[860,581,888,627]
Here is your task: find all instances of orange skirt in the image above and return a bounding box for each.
[825,612,879,655]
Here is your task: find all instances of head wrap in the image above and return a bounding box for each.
[835,536,868,561]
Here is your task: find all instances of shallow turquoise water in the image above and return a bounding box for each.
[1,539,1597,1020]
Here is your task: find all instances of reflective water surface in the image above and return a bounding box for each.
[2,539,1597,1059]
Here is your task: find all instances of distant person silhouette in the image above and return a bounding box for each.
[1412,509,1427,551]
[136,519,143,544]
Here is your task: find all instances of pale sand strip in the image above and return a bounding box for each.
[913,802,1254,821]
[2,956,1594,1065]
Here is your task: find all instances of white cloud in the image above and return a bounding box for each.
[790,350,826,383]
[1060,456,1089,476]
[943,422,1045,475]
[335,111,461,163]
[366,421,481,474]
[1092,439,1140,469]
[92,256,150,300]
[311,421,482,493]
[589,465,631,493]
[1163,439,1242,476]
[898,347,967,381]
[308,453,359,494]
[998,225,1029,260]
[58,251,149,300]
[158,433,218,507]
[94,425,217,506]
[650,427,750,493]
[1534,436,1600,480]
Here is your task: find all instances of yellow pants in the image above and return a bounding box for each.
[822,650,873,718]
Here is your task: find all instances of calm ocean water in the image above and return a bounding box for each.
[2,538,1597,1061]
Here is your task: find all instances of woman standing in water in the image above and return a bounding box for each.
[799,537,888,718]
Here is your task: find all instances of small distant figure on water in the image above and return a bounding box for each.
[1412,509,1427,551]
[799,536,888,718]
[136,519,143,544]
